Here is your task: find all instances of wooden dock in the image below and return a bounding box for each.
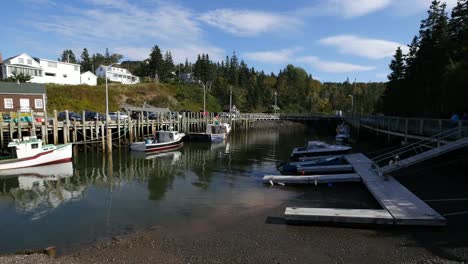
[262,174,360,184]
[281,153,446,226]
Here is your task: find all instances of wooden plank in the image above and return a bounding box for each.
[285,207,394,225]
[262,174,360,184]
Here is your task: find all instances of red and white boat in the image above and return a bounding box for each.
[130,130,185,153]
[0,137,73,170]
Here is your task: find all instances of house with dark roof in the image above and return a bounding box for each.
[0,82,47,114]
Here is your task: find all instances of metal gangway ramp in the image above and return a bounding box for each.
[372,126,468,174]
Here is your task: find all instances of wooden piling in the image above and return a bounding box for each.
[53,110,58,145]
[117,111,121,146]
[101,124,105,152]
[17,110,22,139]
[64,110,69,143]
[82,111,86,145]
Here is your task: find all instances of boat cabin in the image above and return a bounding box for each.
[206,123,228,135]
[154,131,180,143]
[7,137,51,159]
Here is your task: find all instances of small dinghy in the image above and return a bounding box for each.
[290,141,352,160]
[206,121,231,142]
[278,155,353,175]
[130,130,185,153]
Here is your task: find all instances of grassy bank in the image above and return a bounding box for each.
[46,82,222,113]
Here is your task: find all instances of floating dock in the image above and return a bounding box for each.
[269,153,446,227]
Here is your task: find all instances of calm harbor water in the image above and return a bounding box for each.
[0,126,353,253]
[1,126,465,256]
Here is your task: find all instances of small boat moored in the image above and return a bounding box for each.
[278,155,353,175]
[336,123,351,143]
[130,130,185,153]
[0,137,72,171]
[206,121,231,142]
[290,141,352,160]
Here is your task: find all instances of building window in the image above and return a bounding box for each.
[63,74,67,78]
[31,143,39,149]
[4,98,13,109]
[20,98,30,111]
[27,59,32,65]
[35,99,43,109]
[45,72,56,77]
[18,58,24,64]
[47,61,57,68]
[74,65,79,71]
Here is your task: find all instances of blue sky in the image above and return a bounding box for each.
[0,0,458,82]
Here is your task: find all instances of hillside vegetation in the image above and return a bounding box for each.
[46,82,222,113]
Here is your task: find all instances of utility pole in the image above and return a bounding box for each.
[274,91,277,115]
[229,85,232,124]
[203,82,206,116]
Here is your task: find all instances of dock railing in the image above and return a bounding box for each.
[352,114,468,140]
[371,125,468,167]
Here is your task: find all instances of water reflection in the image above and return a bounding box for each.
[0,128,313,253]
[0,162,83,221]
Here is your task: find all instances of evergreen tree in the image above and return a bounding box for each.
[80,48,92,72]
[59,49,77,63]
[388,47,405,81]
[148,45,164,80]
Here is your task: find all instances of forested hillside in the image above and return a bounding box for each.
[384,0,468,117]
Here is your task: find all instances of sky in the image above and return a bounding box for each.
[0,0,458,82]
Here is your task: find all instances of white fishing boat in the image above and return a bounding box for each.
[206,121,231,142]
[0,137,73,171]
[336,123,350,143]
[290,141,352,160]
[130,130,185,152]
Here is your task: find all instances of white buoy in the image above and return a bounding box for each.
[278,182,285,186]
[315,179,318,186]
[269,180,274,186]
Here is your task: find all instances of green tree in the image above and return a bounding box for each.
[59,49,77,63]
[80,48,92,72]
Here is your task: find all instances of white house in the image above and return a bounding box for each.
[80,71,97,86]
[96,65,140,84]
[0,53,43,83]
[0,53,81,85]
[37,58,81,85]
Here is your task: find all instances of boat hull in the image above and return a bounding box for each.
[290,149,350,160]
[0,144,73,171]
[130,139,184,153]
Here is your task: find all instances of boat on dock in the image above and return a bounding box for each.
[290,141,351,160]
[0,137,72,171]
[130,130,185,153]
[335,123,350,143]
[278,155,353,175]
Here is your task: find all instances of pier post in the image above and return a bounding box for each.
[64,110,69,144]
[404,119,409,143]
[44,108,48,144]
[17,110,22,140]
[117,111,121,146]
[0,125,3,148]
[101,124,105,152]
[9,112,14,141]
[128,115,133,144]
[53,110,58,144]
[41,124,46,142]
[107,125,112,153]
[82,110,86,146]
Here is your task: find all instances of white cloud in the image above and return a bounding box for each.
[199,9,301,36]
[28,1,224,62]
[298,56,374,73]
[243,48,300,64]
[326,0,391,18]
[320,35,408,59]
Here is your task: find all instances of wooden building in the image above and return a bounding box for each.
[0,82,46,114]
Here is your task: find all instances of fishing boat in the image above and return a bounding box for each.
[336,123,350,143]
[130,130,185,152]
[278,155,353,175]
[290,141,352,160]
[0,137,73,171]
[205,121,231,142]
[186,120,231,142]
